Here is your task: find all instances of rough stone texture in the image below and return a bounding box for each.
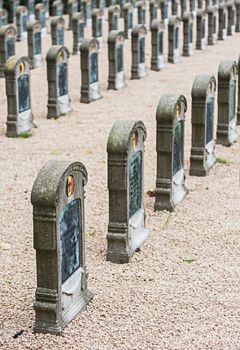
[190,74,216,176]
[0,25,16,78]
[50,16,65,46]
[131,24,147,79]
[27,20,43,69]
[31,160,93,335]
[168,15,181,63]
[107,30,125,90]
[150,19,165,71]
[72,12,84,55]
[155,94,188,211]
[107,120,149,263]
[217,60,239,146]
[182,12,194,57]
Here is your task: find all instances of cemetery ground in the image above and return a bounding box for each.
[0,14,240,350]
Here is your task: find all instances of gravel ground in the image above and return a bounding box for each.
[0,8,240,350]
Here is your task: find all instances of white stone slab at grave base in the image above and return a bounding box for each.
[97,36,104,48]
[158,54,165,69]
[127,28,132,39]
[188,42,193,55]
[129,207,150,252]
[58,94,72,114]
[116,71,125,89]
[164,18,169,25]
[18,109,33,134]
[174,48,180,63]
[172,168,186,205]
[205,140,215,169]
[213,33,217,43]
[86,18,92,27]
[29,14,35,22]
[34,54,43,67]
[90,81,101,100]
[138,62,146,78]
[133,8,137,15]
[229,118,239,144]
[231,25,235,34]
[191,10,196,18]
[41,27,47,36]
[62,267,84,312]
[223,28,227,39]
[201,37,206,49]
[22,31,27,40]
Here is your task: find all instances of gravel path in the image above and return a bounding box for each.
[0,9,240,350]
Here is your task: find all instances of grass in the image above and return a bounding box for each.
[182,259,195,264]
[216,157,231,165]
[19,131,32,138]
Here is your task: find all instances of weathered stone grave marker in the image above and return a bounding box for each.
[168,16,181,63]
[52,0,63,16]
[5,56,33,137]
[119,0,126,18]
[137,0,146,25]
[43,0,50,18]
[190,74,216,176]
[28,0,35,22]
[207,4,217,45]
[92,9,104,48]
[80,38,102,103]
[82,0,92,26]
[123,2,133,39]
[107,120,149,263]
[0,8,8,26]
[68,0,78,30]
[46,46,72,119]
[180,0,187,18]
[235,0,240,32]
[196,9,206,49]
[217,60,239,146]
[35,3,47,35]
[150,0,158,28]
[51,16,65,46]
[151,19,165,71]
[108,30,125,90]
[237,55,240,124]
[183,12,194,56]
[218,2,227,40]
[172,0,179,15]
[160,0,169,24]
[31,160,93,335]
[9,0,19,24]
[16,6,28,41]
[27,20,43,68]
[154,94,188,211]
[72,12,85,55]
[0,25,16,78]
[227,0,235,35]
[108,5,120,32]
[131,24,147,79]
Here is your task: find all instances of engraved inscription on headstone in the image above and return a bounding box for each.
[129,150,142,218]
[173,120,183,175]
[229,79,236,121]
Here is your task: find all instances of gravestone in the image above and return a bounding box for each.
[0,9,8,28]
[217,60,239,146]
[43,0,50,18]
[160,0,169,24]
[150,0,158,29]
[107,120,149,263]
[46,46,72,119]
[235,0,240,32]
[207,4,217,45]
[92,9,104,48]
[119,0,126,18]
[154,94,188,211]
[28,0,35,22]
[190,74,216,176]
[52,0,63,16]
[226,0,235,35]
[27,20,43,68]
[95,0,105,12]
[151,19,165,71]
[35,3,47,35]
[196,9,206,49]
[218,2,227,40]
[80,38,102,103]
[137,1,146,25]
[0,25,16,78]
[123,2,133,39]
[180,0,187,18]
[16,6,28,41]
[237,55,240,124]
[31,160,93,335]
[68,0,78,30]
[51,16,65,46]
[198,0,205,10]
[190,0,195,12]
[5,56,33,137]
[172,0,179,15]
[72,12,85,54]
[108,5,120,32]
[131,24,147,79]
[108,30,125,90]
[182,12,194,56]
[82,0,92,26]
[168,16,181,63]
[9,0,19,24]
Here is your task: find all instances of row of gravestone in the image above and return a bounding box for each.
[31,61,239,335]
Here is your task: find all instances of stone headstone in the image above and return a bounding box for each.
[172,0,179,15]
[207,4,217,45]
[0,8,8,27]
[51,16,65,46]
[196,9,206,49]
[182,11,194,56]
[80,38,102,103]
[150,0,158,29]
[52,0,63,16]
[160,0,169,24]
[35,3,47,35]
[46,46,72,119]
[168,15,181,63]
[237,55,240,124]
[27,20,43,69]
[27,0,35,22]
[131,24,147,79]
[43,0,50,18]
[92,8,104,48]
[108,5,120,32]
[107,120,149,263]
[108,30,125,90]
[198,0,206,10]
[119,0,126,18]
[235,0,240,32]
[16,6,28,41]
[218,2,227,40]
[72,12,85,54]
[31,160,93,335]
[190,0,196,12]
[217,60,239,146]
[82,0,92,26]
[151,19,165,71]
[154,94,188,211]
[9,0,19,24]
[190,74,216,176]
[137,1,146,25]
[68,0,78,30]
[123,2,133,39]
[180,0,187,18]
[226,0,235,35]
[5,56,33,137]
[95,0,105,12]
[0,25,16,77]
